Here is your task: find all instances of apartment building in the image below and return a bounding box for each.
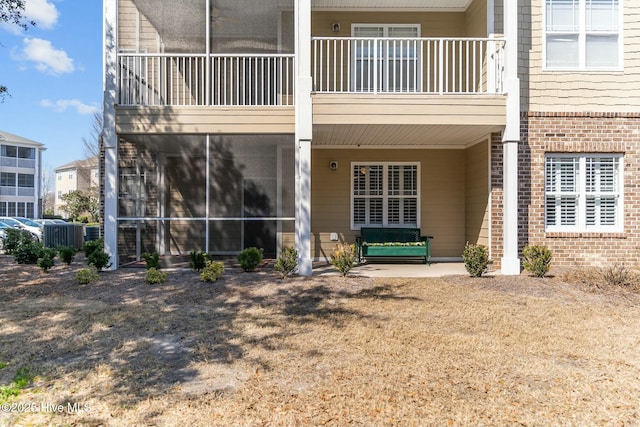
[54,157,99,217]
[0,130,45,218]
[102,0,637,274]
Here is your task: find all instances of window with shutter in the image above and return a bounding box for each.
[351,162,420,228]
[545,154,622,231]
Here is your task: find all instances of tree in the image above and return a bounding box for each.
[60,190,98,222]
[82,112,103,158]
[0,0,35,102]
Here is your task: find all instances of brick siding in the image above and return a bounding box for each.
[492,113,640,268]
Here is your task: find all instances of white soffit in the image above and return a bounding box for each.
[312,0,474,12]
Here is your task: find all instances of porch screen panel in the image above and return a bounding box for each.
[208,135,295,255]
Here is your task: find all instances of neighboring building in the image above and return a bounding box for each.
[0,130,45,218]
[102,0,637,274]
[54,157,99,217]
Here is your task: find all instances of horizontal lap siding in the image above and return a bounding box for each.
[115,106,295,134]
[311,149,466,260]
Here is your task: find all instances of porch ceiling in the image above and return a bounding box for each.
[312,0,473,11]
[313,123,501,148]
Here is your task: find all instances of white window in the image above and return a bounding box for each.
[352,24,420,92]
[57,191,62,199]
[545,0,621,69]
[545,154,623,232]
[351,162,419,229]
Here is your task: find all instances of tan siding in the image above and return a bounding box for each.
[465,139,489,247]
[312,12,466,38]
[311,148,466,259]
[118,0,161,53]
[115,106,295,134]
[312,95,506,126]
[465,0,488,37]
[522,2,640,112]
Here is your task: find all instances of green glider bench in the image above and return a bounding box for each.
[355,227,433,265]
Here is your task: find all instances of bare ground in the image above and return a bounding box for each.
[1,255,639,426]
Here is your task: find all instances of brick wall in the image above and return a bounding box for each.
[492,113,640,268]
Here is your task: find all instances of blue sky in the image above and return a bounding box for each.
[0,0,102,173]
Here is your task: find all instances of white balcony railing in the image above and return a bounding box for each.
[312,37,505,94]
[118,53,295,107]
[117,38,504,106]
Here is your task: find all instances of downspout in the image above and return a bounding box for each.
[501,0,521,275]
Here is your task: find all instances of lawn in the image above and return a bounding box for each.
[1,255,639,426]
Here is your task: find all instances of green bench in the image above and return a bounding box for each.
[355,227,433,264]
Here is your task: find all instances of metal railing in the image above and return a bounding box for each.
[312,37,505,94]
[118,53,295,106]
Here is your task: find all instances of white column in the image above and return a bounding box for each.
[103,0,118,269]
[501,0,521,275]
[295,0,313,276]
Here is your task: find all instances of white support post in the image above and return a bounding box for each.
[103,0,118,269]
[501,0,521,275]
[295,0,313,276]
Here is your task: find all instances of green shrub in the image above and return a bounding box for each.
[201,260,224,282]
[189,250,209,272]
[274,246,298,278]
[57,246,77,265]
[88,250,111,271]
[142,252,161,270]
[76,266,99,285]
[462,242,490,278]
[3,228,33,255]
[238,247,263,272]
[37,247,57,272]
[522,245,552,277]
[83,238,111,270]
[330,243,357,277]
[77,215,90,224]
[145,267,167,284]
[82,238,104,258]
[14,242,44,265]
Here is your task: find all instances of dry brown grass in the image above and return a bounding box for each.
[1,255,640,426]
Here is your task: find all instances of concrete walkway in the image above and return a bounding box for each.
[313,261,469,278]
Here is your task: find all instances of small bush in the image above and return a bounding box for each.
[522,245,552,277]
[142,252,161,270]
[189,250,209,272]
[201,260,225,283]
[3,228,33,255]
[238,247,263,272]
[602,263,632,287]
[77,266,99,285]
[330,243,357,277]
[37,247,57,272]
[274,246,298,278]
[82,238,111,270]
[145,267,167,284]
[82,238,104,259]
[88,250,111,271]
[462,242,489,277]
[57,246,77,265]
[14,242,44,265]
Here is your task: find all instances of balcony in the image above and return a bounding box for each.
[118,53,295,107]
[312,36,505,95]
[117,37,504,107]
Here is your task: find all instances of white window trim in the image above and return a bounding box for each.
[350,161,421,230]
[350,23,422,92]
[543,0,624,71]
[545,153,624,232]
